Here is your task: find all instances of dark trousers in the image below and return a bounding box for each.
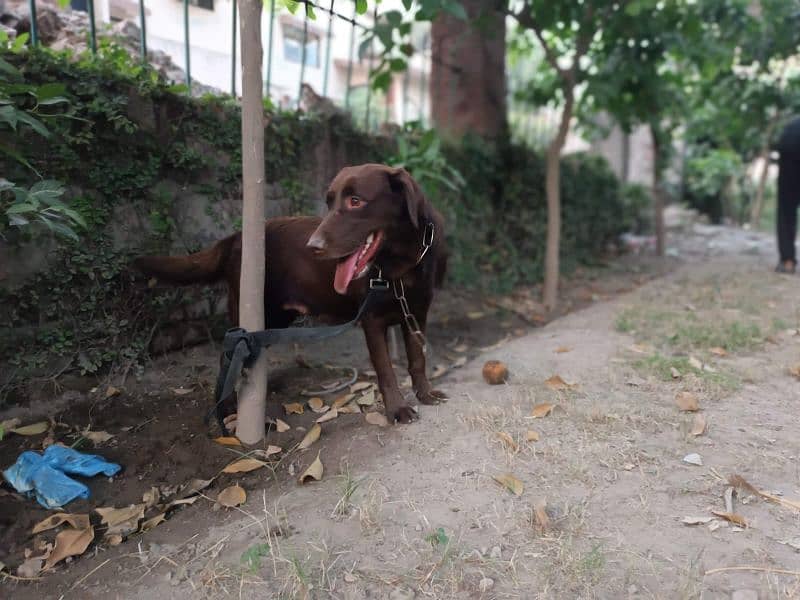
[777,152,800,262]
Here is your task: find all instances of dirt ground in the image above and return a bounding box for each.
[3,220,800,599]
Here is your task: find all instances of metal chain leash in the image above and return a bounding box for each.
[393,278,427,352]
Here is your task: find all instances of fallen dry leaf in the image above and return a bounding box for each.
[283,402,304,415]
[105,534,123,546]
[526,430,540,442]
[170,387,193,396]
[298,424,322,450]
[356,390,376,406]
[555,346,572,354]
[298,453,323,484]
[533,500,550,532]
[18,556,45,577]
[43,526,94,570]
[688,356,703,370]
[10,421,49,436]
[176,478,214,500]
[265,445,282,457]
[789,365,800,379]
[213,436,242,447]
[629,344,652,355]
[365,412,389,427]
[218,485,246,508]
[332,394,354,409]
[105,386,121,398]
[453,343,469,353]
[495,431,518,451]
[142,487,161,508]
[683,453,703,466]
[724,486,735,513]
[140,513,166,531]
[711,510,747,527]
[275,419,290,433]
[681,516,714,525]
[675,391,700,412]
[710,347,728,357]
[482,360,509,385]
[729,474,800,512]
[452,356,468,369]
[431,364,449,379]
[493,473,524,496]
[350,382,373,393]
[691,413,707,436]
[222,458,267,474]
[531,403,555,418]
[95,505,144,536]
[544,375,576,390]
[82,429,114,444]
[32,513,90,534]
[670,367,681,379]
[467,311,485,320]
[308,397,328,413]
[0,417,21,431]
[316,408,339,423]
[338,403,362,414]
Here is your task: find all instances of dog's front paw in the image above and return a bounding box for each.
[416,389,448,405]
[392,405,419,424]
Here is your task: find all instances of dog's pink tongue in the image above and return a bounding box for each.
[334,251,361,295]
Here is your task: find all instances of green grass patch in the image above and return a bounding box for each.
[634,353,741,393]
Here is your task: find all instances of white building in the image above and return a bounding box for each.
[98,0,432,125]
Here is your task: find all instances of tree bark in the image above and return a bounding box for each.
[750,118,780,227]
[235,0,267,445]
[650,125,666,256]
[542,88,574,311]
[750,150,771,228]
[430,0,507,140]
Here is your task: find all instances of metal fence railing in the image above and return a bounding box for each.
[24,0,436,132]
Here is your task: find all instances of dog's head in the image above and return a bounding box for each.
[307,163,428,294]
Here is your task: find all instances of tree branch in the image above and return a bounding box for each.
[510,4,568,81]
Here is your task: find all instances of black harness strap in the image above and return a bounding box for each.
[208,285,384,433]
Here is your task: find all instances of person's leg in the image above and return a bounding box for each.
[776,152,798,269]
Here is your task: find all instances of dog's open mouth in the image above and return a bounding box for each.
[334,230,384,294]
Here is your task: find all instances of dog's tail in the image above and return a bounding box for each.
[133,237,233,285]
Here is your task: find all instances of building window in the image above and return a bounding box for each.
[283,25,320,68]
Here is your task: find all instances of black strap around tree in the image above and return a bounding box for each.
[207,280,388,434]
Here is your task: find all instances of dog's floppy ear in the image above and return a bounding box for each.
[389,167,424,229]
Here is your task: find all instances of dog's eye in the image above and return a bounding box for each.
[346,196,363,209]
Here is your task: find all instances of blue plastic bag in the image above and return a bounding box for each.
[3,446,121,509]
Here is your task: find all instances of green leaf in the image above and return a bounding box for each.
[389,58,407,72]
[0,58,20,78]
[442,1,467,20]
[402,0,413,10]
[355,0,368,15]
[6,202,38,214]
[12,32,29,52]
[371,70,392,91]
[305,2,316,19]
[35,83,68,101]
[16,111,51,137]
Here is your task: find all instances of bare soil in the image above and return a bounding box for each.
[3,223,800,600]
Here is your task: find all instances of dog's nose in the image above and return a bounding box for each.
[306,231,326,252]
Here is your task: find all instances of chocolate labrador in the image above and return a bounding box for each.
[135,163,448,424]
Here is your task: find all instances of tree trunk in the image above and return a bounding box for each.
[750,150,771,228]
[235,0,267,445]
[650,125,665,256]
[542,88,574,311]
[750,119,780,228]
[430,0,507,140]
